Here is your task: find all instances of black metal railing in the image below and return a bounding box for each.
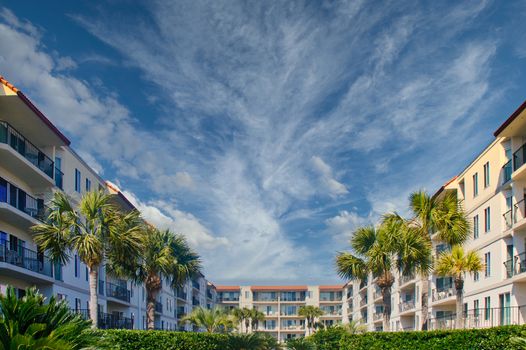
[192,280,200,290]
[155,302,163,313]
[218,295,239,302]
[514,199,525,224]
[0,121,55,179]
[98,280,105,296]
[432,287,455,302]
[177,289,187,300]
[503,160,512,184]
[0,240,54,277]
[192,297,200,306]
[106,281,131,302]
[55,167,63,189]
[319,293,342,302]
[399,300,415,313]
[504,209,513,229]
[429,306,526,330]
[504,252,526,278]
[514,143,526,171]
[0,178,48,222]
[72,309,133,329]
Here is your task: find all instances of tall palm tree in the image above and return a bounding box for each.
[336,215,431,331]
[232,307,253,333]
[32,191,143,328]
[408,190,470,329]
[181,306,232,333]
[298,305,323,335]
[250,308,266,332]
[435,245,483,328]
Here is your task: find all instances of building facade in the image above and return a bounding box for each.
[0,76,215,330]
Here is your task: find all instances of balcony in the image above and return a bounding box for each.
[176,308,186,318]
[399,300,415,313]
[155,302,163,313]
[192,280,200,290]
[0,121,57,188]
[106,281,131,303]
[504,252,526,280]
[400,274,416,286]
[72,309,133,329]
[360,298,368,308]
[432,287,455,304]
[513,143,526,180]
[192,297,200,306]
[321,309,342,317]
[373,312,383,322]
[514,199,526,229]
[502,160,512,186]
[504,208,513,230]
[0,239,55,281]
[98,280,105,296]
[0,178,48,228]
[219,295,239,302]
[319,293,342,302]
[177,290,187,301]
[429,306,526,330]
[373,289,382,301]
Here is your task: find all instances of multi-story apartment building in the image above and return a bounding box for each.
[216,285,348,341]
[0,75,215,330]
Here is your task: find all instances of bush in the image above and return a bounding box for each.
[100,330,229,350]
[308,326,347,350]
[338,326,526,350]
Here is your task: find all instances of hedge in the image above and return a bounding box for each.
[336,326,526,350]
[308,326,347,350]
[98,330,229,350]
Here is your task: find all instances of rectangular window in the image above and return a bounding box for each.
[75,169,81,193]
[473,173,478,197]
[74,254,79,278]
[474,271,479,282]
[483,162,490,188]
[85,178,91,192]
[485,252,491,277]
[473,215,479,239]
[474,299,479,318]
[484,207,491,232]
[484,296,491,321]
[85,266,88,281]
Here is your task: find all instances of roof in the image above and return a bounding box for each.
[105,181,137,210]
[319,285,345,291]
[215,286,241,291]
[0,75,71,145]
[494,99,526,137]
[431,176,457,200]
[250,286,308,291]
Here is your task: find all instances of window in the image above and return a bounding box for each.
[473,173,478,197]
[85,266,88,281]
[474,271,479,282]
[484,296,491,320]
[474,299,479,318]
[85,178,91,192]
[74,254,79,278]
[484,252,491,277]
[483,162,490,188]
[75,169,81,193]
[484,207,491,232]
[473,215,479,239]
[75,298,81,312]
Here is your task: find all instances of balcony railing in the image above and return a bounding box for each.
[504,208,513,229]
[400,274,415,286]
[432,287,454,302]
[373,289,382,300]
[503,160,512,184]
[514,143,526,171]
[0,178,48,222]
[504,252,526,278]
[54,167,63,189]
[98,280,105,296]
[319,293,342,302]
[0,240,54,277]
[429,306,526,330]
[0,121,55,180]
[321,309,342,316]
[515,199,525,224]
[218,296,239,302]
[106,281,131,303]
[177,290,187,300]
[192,298,200,306]
[72,309,133,329]
[399,300,415,313]
[155,302,163,313]
[373,312,383,321]
[192,280,200,290]
[360,298,368,307]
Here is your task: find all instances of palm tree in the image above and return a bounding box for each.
[226,332,279,350]
[435,245,483,328]
[0,286,95,349]
[181,307,232,333]
[32,190,143,328]
[298,305,323,335]
[408,190,470,329]
[336,216,431,331]
[250,308,266,332]
[342,320,367,334]
[232,307,252,333]
[127,226,201,330]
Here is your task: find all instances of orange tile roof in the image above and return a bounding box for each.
[215,286,241,291]
[0,75,19,93]
[250,286,308,291]
[319,285,345,290]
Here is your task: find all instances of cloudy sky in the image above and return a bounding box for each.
[1,1,525,285]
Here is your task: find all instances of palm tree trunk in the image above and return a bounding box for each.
[88,266,99,329]
[421,277,429,330]
[455,277,464,329]
[245,319,250,333]
[381,287,391,332]
[146,286,159,330]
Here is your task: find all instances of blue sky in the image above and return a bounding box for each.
[0,0,525,285]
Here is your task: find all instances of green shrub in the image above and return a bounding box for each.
[338,326,526,350]
[286,337,316,349]
[308,326,347,350]
[99,329,229,350]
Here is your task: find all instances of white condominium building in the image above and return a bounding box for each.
[216,285,348,341]
[0,75,215,330]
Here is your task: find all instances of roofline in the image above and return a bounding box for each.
[494,99,526,137]
[319,285,345,290]
[431,176,457,200]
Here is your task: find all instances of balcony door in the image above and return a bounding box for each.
[499,293,511,325]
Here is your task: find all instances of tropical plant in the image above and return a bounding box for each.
[0,286,95,349]
[286,337,316,350]
[408,190,470,329]
[250,308,266,332]
[181,307,232,333]
[226,332,279,350]
[32,190,143,328]
[435,245,483,328]
[510,332,526,349]
[298,306,323,335]
[232,308,252,333]
[336,215,431,331]
[341,320,367,334]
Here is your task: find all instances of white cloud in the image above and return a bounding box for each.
[325,210,373,243]
[311,156,348,197]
